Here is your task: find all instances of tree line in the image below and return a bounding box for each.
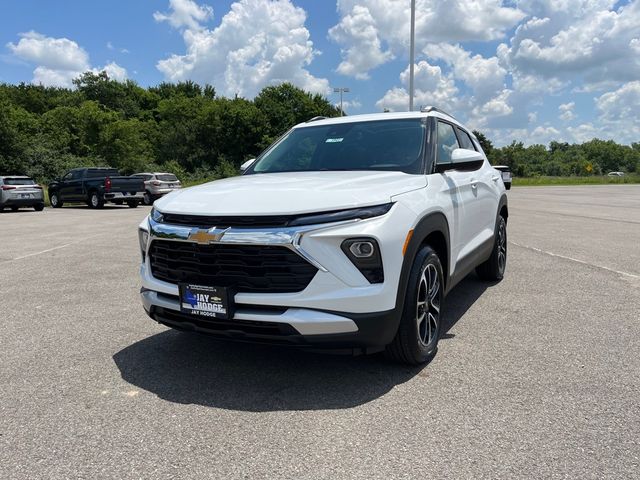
[1,72,638,183]
[473,131,639,177]
[0,72,340,183]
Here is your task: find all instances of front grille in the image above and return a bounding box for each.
[149,240,317,293]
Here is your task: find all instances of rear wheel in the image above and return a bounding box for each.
[88,191,104,209]
[34,203,45,211]
[476,215,507,281]
[50,192,63,208]
[386,245,444,365]
[143,191,153,206]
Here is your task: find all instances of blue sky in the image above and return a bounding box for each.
[2,0,639,145]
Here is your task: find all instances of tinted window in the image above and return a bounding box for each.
[87,169,119,178]
[157,174,178,182]
[436,122,460,164]
[71,170,83,180]
[250,119,426,174]
[4,178,36,185]
[456,127,476,151]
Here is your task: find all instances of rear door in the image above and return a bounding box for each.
[434,120,473,267]
[454,126,497,247]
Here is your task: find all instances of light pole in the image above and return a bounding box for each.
[409,0,416,111]
[334,87,350,116]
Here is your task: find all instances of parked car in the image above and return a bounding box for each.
[607,171,625,177]
[131,172,182,205]
[493,165,512,189]
[0,176,45,211]
[138,107,508,365]
[48,168,145,209]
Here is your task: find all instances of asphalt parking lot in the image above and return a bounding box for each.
[1,185,639,479]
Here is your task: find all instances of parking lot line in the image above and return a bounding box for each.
[510,241,640,279]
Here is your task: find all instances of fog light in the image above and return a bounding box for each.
[341,238,384,283]
[349,241,375,258]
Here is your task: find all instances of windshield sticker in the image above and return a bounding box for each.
[325,138,344,143]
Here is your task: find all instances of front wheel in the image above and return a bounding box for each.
[127,200,139,208]
[34,203,45,211]
[476,215,507,281]
[386,245,444,365]
[50,192,63,208]
[143,191,153,206]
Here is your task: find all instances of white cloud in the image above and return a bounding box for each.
[423,43,506,103]
[155,0,329,97]
[8,31,89,72]
[559,101,575,121]
[595,80,640,122]
[376,60,458,112]
[154,0,214,30]
[501,0,640,89]
[330,0,524,78]
[7,31,127,88]
[328,5,392,80]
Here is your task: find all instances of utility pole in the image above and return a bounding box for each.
[409,0,416,111]
[333,87,350,116]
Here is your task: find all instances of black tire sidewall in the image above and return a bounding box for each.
[400,246,444,363]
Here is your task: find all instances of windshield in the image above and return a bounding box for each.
[157,174,178,182]
[5,178,36,185]
[249,119,426,174]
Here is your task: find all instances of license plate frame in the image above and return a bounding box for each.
[179,284,233,320]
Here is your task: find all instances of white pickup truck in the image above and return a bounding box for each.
[138,108,509,364]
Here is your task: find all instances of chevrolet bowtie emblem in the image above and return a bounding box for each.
[188,227,229,244]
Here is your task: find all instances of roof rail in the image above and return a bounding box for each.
[306,116,327,123]
[420,106,456,119]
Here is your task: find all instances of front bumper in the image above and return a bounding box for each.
[139,203,418,348]
[141,289,398,348]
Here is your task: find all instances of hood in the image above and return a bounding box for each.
[155,171,426,215]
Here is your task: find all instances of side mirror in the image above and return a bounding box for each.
[240,158,256,173]
[436,148,485,173]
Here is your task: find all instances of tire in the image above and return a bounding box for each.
[113,200,123,205]
[11,206,19,212]
[50,192,63,208]
[476,215,507,281]
[88,191,104,209]
[127,200,139,208]
[143,191,153,206]
[386,245,444,365]
[34,203,45,211]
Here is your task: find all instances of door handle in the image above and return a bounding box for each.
[470,182,478,190]
[492,175,500,182]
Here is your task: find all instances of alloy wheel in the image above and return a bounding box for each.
[497,220,507,273]
[416,263,440,347]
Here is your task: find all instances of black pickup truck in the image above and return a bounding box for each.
[48,168,145,209]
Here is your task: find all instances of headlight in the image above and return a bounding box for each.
[150,207,164,223]
[138,228,149,261]
[341,238,384,283]
[288,203,393,227]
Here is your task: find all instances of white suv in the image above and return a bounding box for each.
[138,108,508,364]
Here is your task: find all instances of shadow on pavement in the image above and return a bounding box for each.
[113,274,491,411]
